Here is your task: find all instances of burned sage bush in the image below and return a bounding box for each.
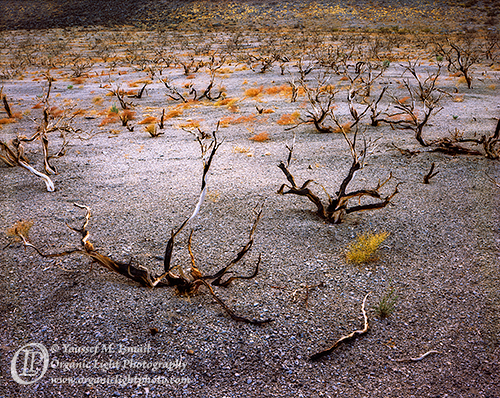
[11,129,271,325]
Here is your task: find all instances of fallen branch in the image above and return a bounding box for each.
[310,292,371,361]
[291,282,324,309]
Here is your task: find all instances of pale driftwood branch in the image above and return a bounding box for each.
[18,160,55,192]
[392,350,441,363]
[310,292,371,361]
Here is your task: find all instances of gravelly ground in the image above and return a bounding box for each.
[0,2,500,398]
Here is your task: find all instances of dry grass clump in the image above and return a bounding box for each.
[220,114,256,127]
[215,98,240,112]
[0,118,17,125]
[92,96,104,106]
[138,115,158,125]
[178,119,202,129]
[164,108,183,119]
[99,105,121,126]
[332,122,352,134]
[119,109,136,124]
[265,85,290,95]
[128,78,152,88]
[145,123,163,137]
[374,286,398,319]
[346,231,389,264]
[277,111,300,125]
[244,86,263,98]
[249,132,270,142]
[233,146,252,154]
[70,76,86,85]
[6,220,34,241]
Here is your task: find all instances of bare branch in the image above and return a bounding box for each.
[310,293,371,361]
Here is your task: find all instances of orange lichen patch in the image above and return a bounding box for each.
[186,74,196,80]
[277,111,300,125]
[452,95,464,102]
[244,86,263,97]
[457,76,467,85]
[249,132,270,142]
[235,65,249,71]
[339,76,349,81]
[32,102,43,109]
[138,116,158,125]
[0,118,17,124]
[261,108,275,114]
[449,71,462,77]
[332,122,352,133]
[487,84,497,90]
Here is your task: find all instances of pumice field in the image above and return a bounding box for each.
[0,1,499,397]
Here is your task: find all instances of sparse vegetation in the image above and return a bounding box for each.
[374,285,398,319]
[346,231,390,264]
[1,5,499,394]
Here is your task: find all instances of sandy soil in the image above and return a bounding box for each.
[0,6,499,397]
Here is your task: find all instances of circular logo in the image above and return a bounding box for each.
[11,343,49,385]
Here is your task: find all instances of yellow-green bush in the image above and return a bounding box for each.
[346,231,389,264]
